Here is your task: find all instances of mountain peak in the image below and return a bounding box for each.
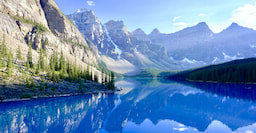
[195,22,209,29]
[105,20,124,26]
[218,22,255,36]
[230,22,239,27]
[133,28,146,35]
[105,20,129,35]
[174,22,213,36]
[150,28,161,35]
[75,8,89,14]
[133,28,150,41]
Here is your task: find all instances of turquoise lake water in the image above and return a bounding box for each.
[1,78,256,133]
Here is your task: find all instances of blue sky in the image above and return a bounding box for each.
[55,0,256,34]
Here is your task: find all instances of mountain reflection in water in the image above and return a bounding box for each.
[0,78,256,133]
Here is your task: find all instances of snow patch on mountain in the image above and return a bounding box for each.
[181,58,203,64]
[75,8,89,14]
[222,52,243,60]
[212,57,219,63]
[102,24,122,59]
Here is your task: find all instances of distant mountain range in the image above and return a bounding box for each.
[67,8,256,75]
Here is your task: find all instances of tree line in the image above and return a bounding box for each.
[0,34,115,90]
[170,58,256,83]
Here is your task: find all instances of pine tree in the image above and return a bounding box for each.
[37,48,45,72]
[101,72,104,85]
[107,72,115,90]
[27,42,33,69]
[16,45,22,60]
[2,59,6,68]
[59,50,64,71]
[7,51,13,76]
[0,34,8,58]
[49,51,54,71]
[87,64,90,80]
[54,51,58,71]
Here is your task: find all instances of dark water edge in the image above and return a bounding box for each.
[1,78,256,133]
[168,79,256,102]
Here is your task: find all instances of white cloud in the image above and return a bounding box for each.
[173,22,189,26]
[87,1,96,6]
[173,16,181,21]
[198,13,206,17]
[231,2,256,29]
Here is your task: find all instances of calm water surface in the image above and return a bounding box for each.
[1,78,256,133]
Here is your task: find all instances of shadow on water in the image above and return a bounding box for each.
[0,93,116,133]
[172,80,256,102]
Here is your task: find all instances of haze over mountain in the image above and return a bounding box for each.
[67,8,256,74]
[67,10,178,75]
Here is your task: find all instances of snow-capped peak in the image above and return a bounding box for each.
[75,8,89,14]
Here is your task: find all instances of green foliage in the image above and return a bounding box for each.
[65,39,90,51]
[45,82,48,89]
[10,15,49,33]
[39,83,44,91]
[30,78,35,88]
[26,76,30,88]
[0,34,8,59]
[107,72,115,90]
[16,46,23,60]
[0,59,2,68]
[134,67,162,78]
[0,96,4,101]
[37,48,46,72]
[78,78,82,90]
[21,93,33,99]
[3,80,7,87]
[2,59,6,68]
[51,85,56,92]
[7,51,14,76]
[171,58,256,83]
[26,43,33,69]
[32,24,49,33]
[94,74,98,82]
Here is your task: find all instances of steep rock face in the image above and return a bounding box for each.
[105,20,133,52]
[40,0,87,45]
[0,0,48,27]
[67,10,103,42]
[67,10,117,59]
[0,0,98,67]
[0,0,48,41]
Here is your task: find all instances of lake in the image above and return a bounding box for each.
[1,78,256,133]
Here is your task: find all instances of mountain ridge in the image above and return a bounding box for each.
[67,7,256,73]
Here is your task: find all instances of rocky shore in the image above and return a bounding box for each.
[0,67,120,103]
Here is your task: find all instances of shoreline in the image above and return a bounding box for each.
[175,78,256,85]
[0,89,121,103]
[0,75,121,103]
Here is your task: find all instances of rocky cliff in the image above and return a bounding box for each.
[67,10,118,59]
[0,0,98,67]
